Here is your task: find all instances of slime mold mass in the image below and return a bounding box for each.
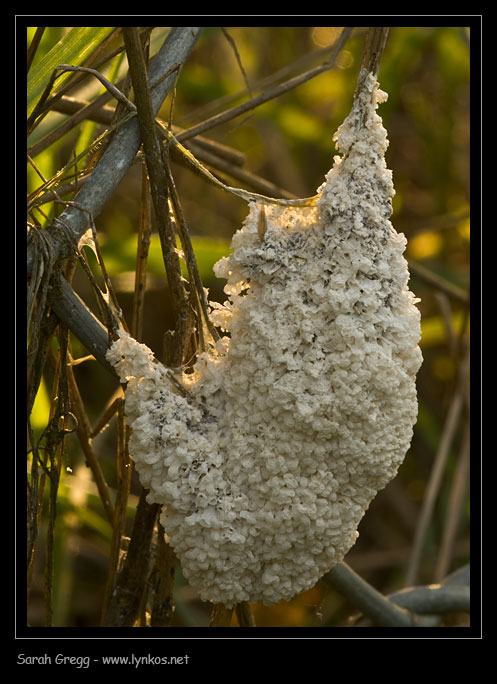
[107,70,423,607]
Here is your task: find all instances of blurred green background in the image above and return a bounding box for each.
[27,26,470,627]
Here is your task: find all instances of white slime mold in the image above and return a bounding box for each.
[107,70,422,607]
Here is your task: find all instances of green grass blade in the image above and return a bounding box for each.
[27,26,115,118]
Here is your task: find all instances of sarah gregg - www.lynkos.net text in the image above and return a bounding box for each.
[17,653,190,668]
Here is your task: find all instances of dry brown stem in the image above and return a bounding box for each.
[209,603,234,627]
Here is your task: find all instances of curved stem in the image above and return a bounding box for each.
[388,585,470,615]
[325,562,413,627]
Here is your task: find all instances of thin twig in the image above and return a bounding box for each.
[122,28,184,314]
[123,26,193,370]
[66,362,115,523]
[174,140,296,199]
[50,94,248,168]
[101,398,133,624]
[221,27,253,99]
[47,274,118,379]
[55,64,136,111]
[90,391,123,438]
[27,300,59,590]
[28,87,118,158]
[48,272,190,400]
[27,26,46,73]
[179,36,352,127]
[27,27,204,276]
[177,27,353,144]
[433,420,470,582]
[434,291,458,358]
[49,94,118,123]
[157,119,319,207]
[28,108,137,213]
[27,28,124,135]
[43,325,71,626]
[32,131,295,212]
[406,342,470,585]
[131,164,153,341]
[27,228,58,415]
[409,260,469,304]
[163,161,220,346]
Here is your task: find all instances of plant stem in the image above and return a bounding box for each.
[388,584,470,615]
[27,27,203,276]
[235,602,256,627]
[209,603,234,627]
[100,398,132,622]
[47,274,118,379]
[325,562,413,627]
[150,525,177,627]
[360,27,390,77]
[406,343,470,585]
[122,27,187,329]
[177,27,353,144]
[353,27,390,104]
[102,489,160,626]
[131,164,153,342]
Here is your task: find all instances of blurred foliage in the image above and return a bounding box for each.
[27,25,470,628]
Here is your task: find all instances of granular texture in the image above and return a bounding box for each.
[107,69,422,606]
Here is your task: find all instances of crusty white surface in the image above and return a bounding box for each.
[107,70,422,607]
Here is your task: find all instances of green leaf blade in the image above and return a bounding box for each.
[27,26,115,118]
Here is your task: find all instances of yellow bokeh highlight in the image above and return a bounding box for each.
[311,27,343,48]
[458,216,470,241]
[421,311,469,348]
[277,106,322,142]
[407,231,443,260]
[335,50,354,70]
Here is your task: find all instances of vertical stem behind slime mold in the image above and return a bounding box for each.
[361,27,390,78]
